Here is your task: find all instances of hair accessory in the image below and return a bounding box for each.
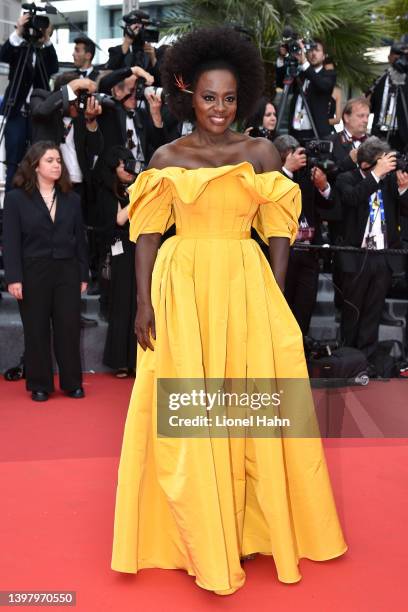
[174,74,194,94]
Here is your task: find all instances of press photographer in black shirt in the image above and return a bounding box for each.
[335,137,408,363]
[274,135,334,335]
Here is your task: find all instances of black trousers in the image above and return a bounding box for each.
[340,254,392,359]
[284,249,319,335]
[19,258,82,392]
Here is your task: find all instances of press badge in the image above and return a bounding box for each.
[111,239,124,256]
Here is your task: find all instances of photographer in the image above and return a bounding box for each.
[106,10,159,83]
[0,12,59,191]
[98,66,165,166]
[368,44,408,152]
[274,134,334,335]
[94,146,137,378]
[289,39,336,142]
[243,97,277,140]
[335,136,408,366]
[30,73,103,224]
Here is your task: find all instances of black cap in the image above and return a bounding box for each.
[390,43,408,55]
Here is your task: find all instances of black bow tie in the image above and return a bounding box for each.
[76,69,87,77]
[126,110,135,119]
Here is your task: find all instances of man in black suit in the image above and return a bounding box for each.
[30,73,103,225]
[289,39,336,143]
[274,134,334,335]
[72,36,100,82]
[335,137,408,363]
[0,13,59,191]
[368,44,408,152]
[97,65,165,167]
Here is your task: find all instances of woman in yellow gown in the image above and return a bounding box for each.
[111,27,347,595]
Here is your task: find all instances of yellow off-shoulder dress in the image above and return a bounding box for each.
[111,162,347,594]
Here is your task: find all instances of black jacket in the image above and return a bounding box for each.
[0,39,58,118]
[285,167,334,244]
[2,188,89,284]
[106,45,160,83]
[30,87,103,177]
[335,169,408,272]
[370,72,408,144]
[289,66,336,138]
[98,68,165,160]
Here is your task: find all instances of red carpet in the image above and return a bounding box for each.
[0,374,407,611]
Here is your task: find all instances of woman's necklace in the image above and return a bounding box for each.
[41,188,57,219]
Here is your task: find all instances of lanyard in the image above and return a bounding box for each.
[368,189,385,233]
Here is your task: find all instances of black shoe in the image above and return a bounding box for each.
[80,315,98,328]
[4,364,25,381]
[380,311,404,326]
[31,391,49,402]
[65,387,85,399]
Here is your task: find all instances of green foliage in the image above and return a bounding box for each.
[377,0,408,39]
[164,0,387,90]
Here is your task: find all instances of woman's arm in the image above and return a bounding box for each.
[134,234,161,351]
[254,138,291,292]
[116,203,130,226]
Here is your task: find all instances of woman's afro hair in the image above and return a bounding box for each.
[161,27,265,122]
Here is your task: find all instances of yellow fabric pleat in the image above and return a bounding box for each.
[112,163,347,593]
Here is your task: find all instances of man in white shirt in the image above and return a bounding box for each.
[335,137,408,364]
[289,38,336,143]
[0,12,58,190]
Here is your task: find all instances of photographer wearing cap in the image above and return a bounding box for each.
[334,136,408,364]
[289,38,336,143]
[274,134,334,335]
[97,65,165,169]
[0,12,59,191]
[368,44,408,152]
[106,10,159,84]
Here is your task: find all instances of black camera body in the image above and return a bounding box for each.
[123,158,138,176]
[394,52,408,75]
[396,152,408,172]
[280,26,317,76]
[21,2,57,44]
[304,139,337,173]
[251,126,275,140]
[122,9,160,45]
[76,90,116,114]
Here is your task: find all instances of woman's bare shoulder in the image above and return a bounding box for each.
[148,138,194,170]
[247,137,282,173]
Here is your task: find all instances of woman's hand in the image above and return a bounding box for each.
[8,283,23,300]
[135,302,156,351]
[81,282,88,294]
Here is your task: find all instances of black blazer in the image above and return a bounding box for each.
[0,40,58,118]
[370,72,408,143]
[289,67,336,138]
[30,87,103,179]
[2,188,89,284]
[98,67,165,159]
[335,169,408,272]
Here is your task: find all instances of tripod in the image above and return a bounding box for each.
[385,79,408,150]
[275,67,319,140]
[0,40,50,171]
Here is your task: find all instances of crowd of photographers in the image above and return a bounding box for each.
[1,8,408,381]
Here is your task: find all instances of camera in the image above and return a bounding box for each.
[123,158,138,175]
[21,3,57,44]
[396,152,408,172]
[392,45,408,74]
[304,139,337,173]
[76,90,116,113]
[251,126,275,140]
[121,9,160,46]
[280,26,317,76]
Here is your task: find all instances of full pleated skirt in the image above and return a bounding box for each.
[111,237,347,592]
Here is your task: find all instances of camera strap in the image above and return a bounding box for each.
[366,190,387,249]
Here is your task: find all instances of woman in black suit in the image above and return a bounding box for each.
[3,141,89,401]
[95,146,136,378]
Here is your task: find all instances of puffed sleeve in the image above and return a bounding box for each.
[252,171,301,245]
[128,169,175,243]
